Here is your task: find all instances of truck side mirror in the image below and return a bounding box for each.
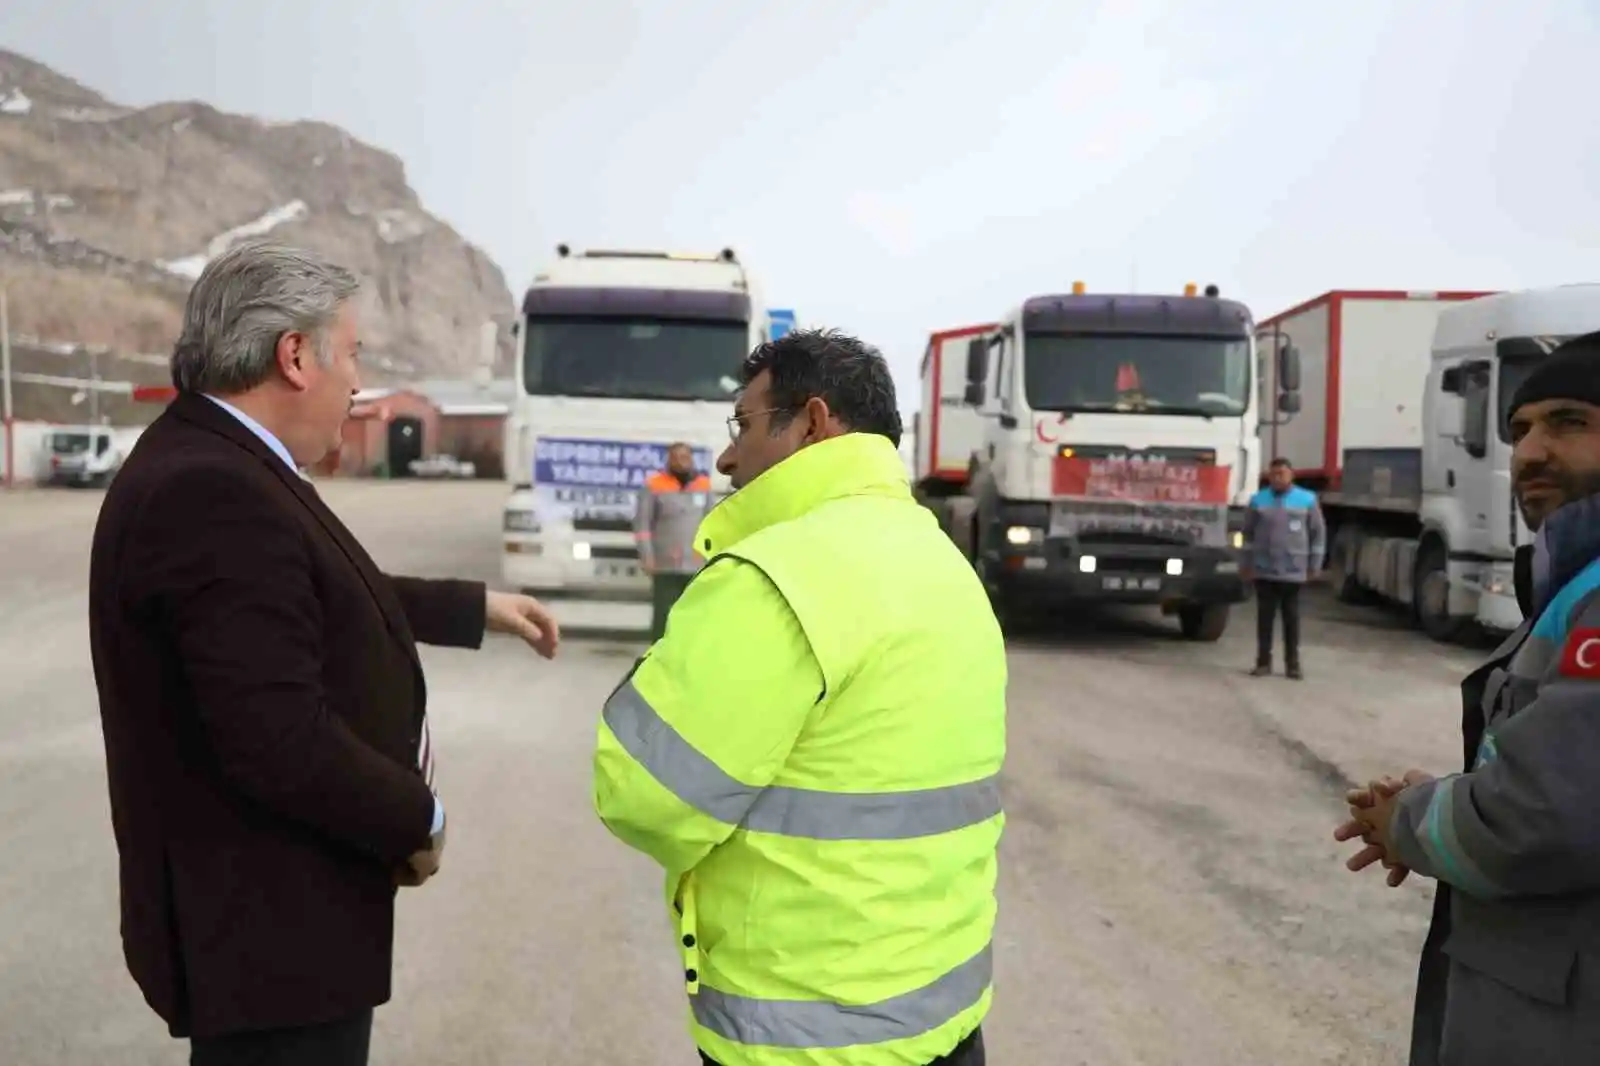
[1278,391,1302,415]
[964,338,990,406]
[1440,366,1463,394]
[1277,343,1301,393]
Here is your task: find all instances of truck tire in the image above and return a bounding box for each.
[1414,542,1467,644]
[1327,526,1374,604]
[1178,603,1229,642]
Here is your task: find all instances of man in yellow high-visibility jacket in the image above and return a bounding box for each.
[593,328,1007,1066]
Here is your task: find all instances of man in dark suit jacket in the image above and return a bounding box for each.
[88,238,560,1066]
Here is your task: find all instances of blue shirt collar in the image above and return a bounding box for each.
[202,394,302,476]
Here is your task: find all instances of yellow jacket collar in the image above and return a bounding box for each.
[696,433,910,556]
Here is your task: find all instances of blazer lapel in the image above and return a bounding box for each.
[169,393,423,672]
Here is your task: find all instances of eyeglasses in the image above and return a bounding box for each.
[725,406,794,443]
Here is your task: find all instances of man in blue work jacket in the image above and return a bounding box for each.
[1337,331,1600,1065]
[1242,457,1326,679]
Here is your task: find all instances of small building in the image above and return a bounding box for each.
[312,377,515,479]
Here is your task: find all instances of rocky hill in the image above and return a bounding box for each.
[0,48,516,386]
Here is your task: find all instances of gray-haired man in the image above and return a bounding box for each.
[88,238,559,1065]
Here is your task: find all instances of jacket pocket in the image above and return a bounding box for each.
[1442,922,1576,1006]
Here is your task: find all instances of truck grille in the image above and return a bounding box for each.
[1075,531,1191,548]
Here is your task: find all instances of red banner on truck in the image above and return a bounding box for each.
[1049,452,1232,546]
[1052,454,1231,503]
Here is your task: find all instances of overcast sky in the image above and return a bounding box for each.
[3,0,1598,405]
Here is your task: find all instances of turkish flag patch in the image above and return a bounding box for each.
[1558,627,1600,678]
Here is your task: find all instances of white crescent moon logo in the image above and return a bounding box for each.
[1577,637,1600,671]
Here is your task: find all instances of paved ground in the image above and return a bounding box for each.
[0,479,1487,1064]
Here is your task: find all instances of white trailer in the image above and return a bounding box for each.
[910,323,998,557]
[1259,285,1600,641]
[1255,290,1493,480]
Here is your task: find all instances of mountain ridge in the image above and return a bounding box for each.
[0,47,516,384]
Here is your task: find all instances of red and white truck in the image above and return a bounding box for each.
[913,284,1264,640]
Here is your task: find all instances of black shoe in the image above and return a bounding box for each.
[1286,664,1303,680]
[1251,664,1272,677]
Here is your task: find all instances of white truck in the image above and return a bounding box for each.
[918,283,1269,640]
[1258,285,1600,642]
[38,423,136,487]
[499,245,777,634]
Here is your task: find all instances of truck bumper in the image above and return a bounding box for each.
[988,541,1248,607]
[1473,562,1523,634]
[502,536,648,597]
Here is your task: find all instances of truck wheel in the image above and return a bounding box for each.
[1327,527,1373,604]
[1178,603,1229,641]
[1414,543,1466,644]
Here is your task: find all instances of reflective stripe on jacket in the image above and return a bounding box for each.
[635,470,714,574]
[593,432,1007,1066]
[1244,484,1326,583]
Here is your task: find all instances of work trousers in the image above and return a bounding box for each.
[701,1025,985,1066]
[1254,579,1303,668]
[650,570,696,641]
[190,1009,373,1066]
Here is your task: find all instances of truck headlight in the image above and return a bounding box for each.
[1231,531,1244,549]
[1005,525,1043,546]
[504,509,540,533]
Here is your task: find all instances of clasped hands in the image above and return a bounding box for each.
[1334,769,1434,886]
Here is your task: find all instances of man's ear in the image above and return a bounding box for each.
[276,330,314,392]
[800,396,834,442]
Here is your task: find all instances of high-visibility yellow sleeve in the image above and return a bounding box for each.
[593,557,823,875]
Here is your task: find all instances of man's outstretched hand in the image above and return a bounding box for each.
[486,591,560,659]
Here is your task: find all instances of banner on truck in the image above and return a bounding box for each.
[1049,453,1231,545]
[533,436,714,522]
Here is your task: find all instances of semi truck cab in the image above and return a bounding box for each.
[1419,285,1600,635]
[499,245,773,634]
[960,284,1280,639]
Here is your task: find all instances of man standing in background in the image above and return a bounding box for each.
[635,441,714,639]
[1243,457,1327,679]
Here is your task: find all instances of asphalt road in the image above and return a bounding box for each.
[0,479,1486,1064]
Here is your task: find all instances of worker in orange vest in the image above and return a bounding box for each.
[634,442,715,640]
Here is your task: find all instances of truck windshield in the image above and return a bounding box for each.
[1022,333,1251,416]
[522,316,748,402]
[50,433,92,454]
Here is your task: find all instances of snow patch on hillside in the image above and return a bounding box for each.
[0,189,75,213]
[0,87,32,115]
[159,200,309,279]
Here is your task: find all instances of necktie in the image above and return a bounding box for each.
[419,715,434,788]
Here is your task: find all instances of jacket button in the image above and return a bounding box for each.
[685,968,698,982]
[682,934,696,948]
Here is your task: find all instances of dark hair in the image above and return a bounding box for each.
[739,327,902,446]
[1269,457,1292,469]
